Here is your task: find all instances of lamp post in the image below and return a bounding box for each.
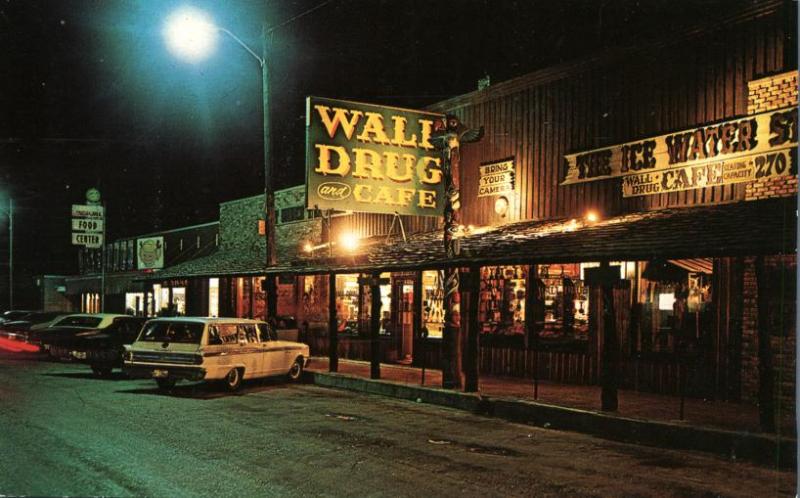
[163,7,277,320]
[2,197,11,310]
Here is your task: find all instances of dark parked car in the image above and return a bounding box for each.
[0,311,68,341]
[31,314,139,358]
[72,317,147,376]
[0,310,35,325]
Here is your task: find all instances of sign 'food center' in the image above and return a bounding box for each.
[306,97,444,216]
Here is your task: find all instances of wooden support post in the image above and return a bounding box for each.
[328,272,338,373]
[600,261,619,411]
[755,255,776,433]
[442,266,461,389]
[462,266,480,392]
[370,272,382,380]
[413,270,423,365]
[526,264,542,399]
[587,261,619,411]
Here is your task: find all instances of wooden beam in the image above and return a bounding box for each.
[328,272,338,373]
[587,261,620,411]
[462,266,480,392]
[370,272,382,379]
[413,270,423,364]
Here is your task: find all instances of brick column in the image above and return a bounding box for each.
[745,71,799,201]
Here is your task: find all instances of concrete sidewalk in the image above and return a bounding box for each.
[306,358,796,469]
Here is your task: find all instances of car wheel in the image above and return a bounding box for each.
[288,357,304,382]
[224,368,242,392]
[91,365,112,378]
[156,378,176,390]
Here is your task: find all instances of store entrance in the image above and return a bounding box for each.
[392,277,415,364]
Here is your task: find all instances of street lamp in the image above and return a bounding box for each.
[0,197,12,310]
[163,6,278,319]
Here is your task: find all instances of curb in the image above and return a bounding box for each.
[305,370,796,469]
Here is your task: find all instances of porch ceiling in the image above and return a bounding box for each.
[266,197,796,275]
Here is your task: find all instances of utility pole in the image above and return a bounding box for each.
[8,197,12,310]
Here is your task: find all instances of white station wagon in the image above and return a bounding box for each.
[123,317,309,391]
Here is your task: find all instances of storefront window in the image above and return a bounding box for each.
[479,265,527,335]
[81,292,100,313]
[639,259,713,354]
[153,284,162,314]
[172,287,186,316]
[125,292,145,316]
[421,270,444,339]
[208,278,219,317]
[336,274,360,334]
[376,273,391,335]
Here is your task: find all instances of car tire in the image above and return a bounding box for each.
[224,368,242,392]
[91,365,112,378]
[288,357,304,382]
[156,378,176,390]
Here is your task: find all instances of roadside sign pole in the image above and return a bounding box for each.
[73,189,105,313]
[100,201,106,313]
[8,197,12,310]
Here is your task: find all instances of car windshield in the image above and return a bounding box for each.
[3,311,31,321]
[52,316,103,328]
[139,321,204,344]
[25,312,63,323]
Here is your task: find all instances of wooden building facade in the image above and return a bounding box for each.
[133,0,796,430]
[264,0,797,429]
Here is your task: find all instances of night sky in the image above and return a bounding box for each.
[1,0,732,305]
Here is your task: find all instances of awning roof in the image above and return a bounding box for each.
[266,197,796,275]
[139,247,266,281]
[668,258,714,274]
[65,272,149,295]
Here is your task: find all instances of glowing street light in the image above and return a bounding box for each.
[162,7,219,63]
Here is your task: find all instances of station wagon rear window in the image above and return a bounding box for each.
[53,316,103,328]
[139,321,204,344]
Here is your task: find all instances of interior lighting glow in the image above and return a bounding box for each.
[340,233,360,252]
[585,210,599,223]
[303,242,313,253]
[163,6,219,63]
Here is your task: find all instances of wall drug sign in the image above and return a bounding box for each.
[305,97,445,216]
[562,107,797,196]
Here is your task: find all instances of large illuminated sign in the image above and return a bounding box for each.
[305,97,444,216]
[562,107,797,197]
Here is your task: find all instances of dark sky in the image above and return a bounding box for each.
[0,0,733,304]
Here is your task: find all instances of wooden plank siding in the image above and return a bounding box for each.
[428,5,790,227]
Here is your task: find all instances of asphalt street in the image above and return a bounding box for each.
[0,350,795,497]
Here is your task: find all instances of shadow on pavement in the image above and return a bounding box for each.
[115,377,296,400]
[42,371,129,381]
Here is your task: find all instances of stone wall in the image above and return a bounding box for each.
[218,194,265,253]
[276,218,323,264]
[745,71,798,201]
